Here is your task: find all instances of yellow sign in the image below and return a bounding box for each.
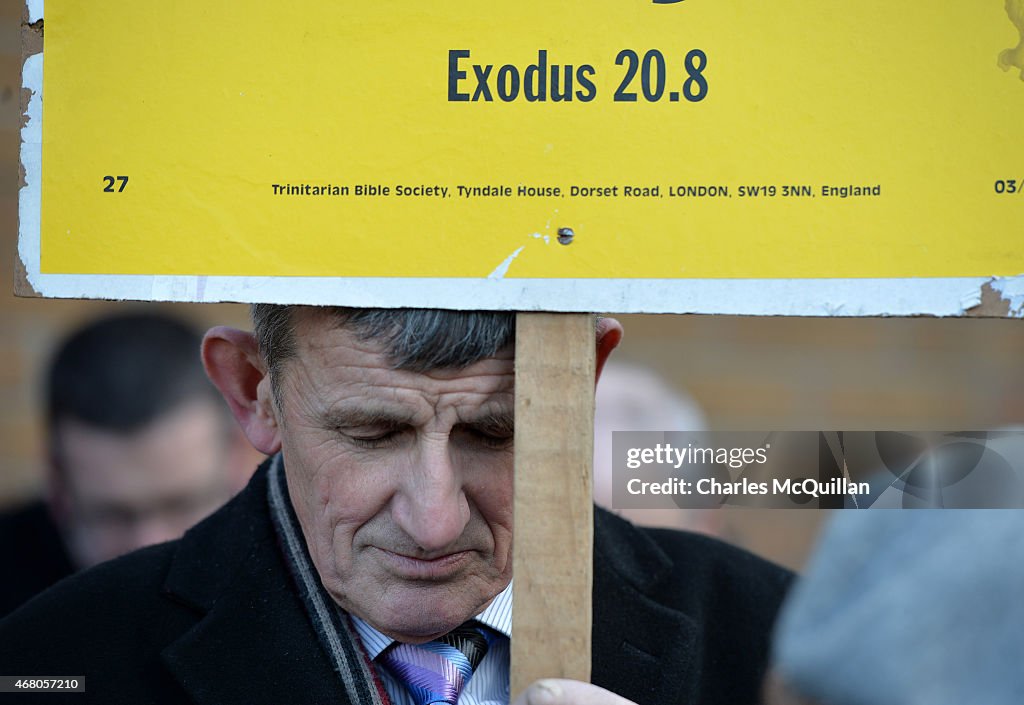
[38,1,1024,279]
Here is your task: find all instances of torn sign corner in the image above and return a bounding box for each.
[962,277,1024,318]
[26,0,43,24]
[989,276,1024,318]
[12,250,41,298]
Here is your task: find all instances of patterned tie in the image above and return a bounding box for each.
[378,622,494,705]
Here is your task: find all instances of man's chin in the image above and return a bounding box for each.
[349,584,490,644]
[369,609,469,644]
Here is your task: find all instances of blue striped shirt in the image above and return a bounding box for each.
[352,581,513,705]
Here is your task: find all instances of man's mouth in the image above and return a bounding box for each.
[374,547,474,580]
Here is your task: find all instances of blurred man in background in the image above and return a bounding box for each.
[0,311,262,617]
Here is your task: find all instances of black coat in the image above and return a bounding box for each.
[0,500,75,619]
[0,464,791,704]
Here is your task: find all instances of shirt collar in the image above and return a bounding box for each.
[350,580,513,659]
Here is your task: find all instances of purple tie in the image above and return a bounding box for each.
[378,622,493,705]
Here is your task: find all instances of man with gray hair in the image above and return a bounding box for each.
[0,307,791,705]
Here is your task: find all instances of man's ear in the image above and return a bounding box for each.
[202,326,282,455]
[594,317,623,385]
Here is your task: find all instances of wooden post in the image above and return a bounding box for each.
[511,313,595,698]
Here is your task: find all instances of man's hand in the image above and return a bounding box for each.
[513,679,638,705]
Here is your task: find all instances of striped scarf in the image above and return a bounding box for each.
[267,454,391,705]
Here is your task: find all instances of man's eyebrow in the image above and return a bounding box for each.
[320,407,417,429]
[461,410,515,434]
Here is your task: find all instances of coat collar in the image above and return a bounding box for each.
[159,460,350,705]
[592,508,699,705]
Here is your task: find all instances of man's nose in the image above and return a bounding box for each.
[392,441,470,553]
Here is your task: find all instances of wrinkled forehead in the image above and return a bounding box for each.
[291,306,515,370]
[290,307,385,361]
[284,307,515,397]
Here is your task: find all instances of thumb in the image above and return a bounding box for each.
[513,679,636,705]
